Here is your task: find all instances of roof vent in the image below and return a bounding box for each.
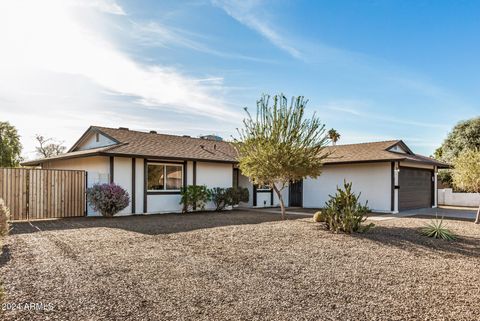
[149,130,157,134]
[118,127,129,130]
[183,135,191,138]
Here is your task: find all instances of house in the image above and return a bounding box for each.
[22,126,447,215]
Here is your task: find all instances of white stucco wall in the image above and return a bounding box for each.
[113,157,132,215]
[77,132,116,150]
[303,162,392,212]
[196,162,233,210]
[438,189,480,207]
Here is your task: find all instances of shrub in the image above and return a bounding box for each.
[323,180,373,233]
[87,183,130,217]
[313,211,325,222]
[211,187,229,211]
[421,217,456,240]
[210,187,250,211]
[0,198,10,237]
[180,185,211,213]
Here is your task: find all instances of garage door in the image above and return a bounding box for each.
[399,167,433,211]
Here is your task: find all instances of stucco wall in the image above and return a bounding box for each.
[113,157,133,215]
[196,162,233,210]
[303,162,392,212]
[438,188,480,207]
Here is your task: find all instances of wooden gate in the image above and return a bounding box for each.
[0,168,86,220]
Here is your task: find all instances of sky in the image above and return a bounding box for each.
[1,0,479,160]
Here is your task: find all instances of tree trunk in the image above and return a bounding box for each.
[475,203,480,224]
[272,184,286,220]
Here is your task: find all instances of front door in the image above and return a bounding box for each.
[289,180,303,207]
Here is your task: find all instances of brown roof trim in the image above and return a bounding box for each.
[323,157,449,168]
[21,151,238,166]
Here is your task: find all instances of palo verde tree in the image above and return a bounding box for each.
[0,121,22,167]
[452,149,480,224]
[234,94,330,219]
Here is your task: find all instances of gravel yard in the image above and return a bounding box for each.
[1,210,479,321]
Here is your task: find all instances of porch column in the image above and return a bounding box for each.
[393,162,399,213]
[433,166,438,208]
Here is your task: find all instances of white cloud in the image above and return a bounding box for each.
[70,0,126,15]
[212,0,303,59]
[0,0,242,159]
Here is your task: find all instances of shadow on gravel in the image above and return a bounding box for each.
[9,210,304,236]
[0,244,11,268]
[353,225,480,258]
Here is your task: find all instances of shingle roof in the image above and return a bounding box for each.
[322,140,449,167]
[94,126,237,162]
[22,126,449,168]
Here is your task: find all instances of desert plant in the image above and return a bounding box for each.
[180,185,211,213]
[313,211,325,222]
[0,198,10,237]
[226,187,249,206]
[211,187,228,211]
[210,187,250,211]
[421,217,456,240]
[87,183,130,217]
[323,181,373,233]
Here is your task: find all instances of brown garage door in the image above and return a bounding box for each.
[399,167,433,211]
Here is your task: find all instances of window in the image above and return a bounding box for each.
[147,163,183,191]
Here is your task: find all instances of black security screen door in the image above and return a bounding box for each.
[289,180,303,207]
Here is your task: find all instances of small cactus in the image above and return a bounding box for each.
[313,211,325,223]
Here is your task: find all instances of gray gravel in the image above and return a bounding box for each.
[1,210,479,321]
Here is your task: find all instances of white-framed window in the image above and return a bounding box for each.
[147,163,183,191]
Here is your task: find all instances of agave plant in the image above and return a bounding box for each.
[421,216,456,240]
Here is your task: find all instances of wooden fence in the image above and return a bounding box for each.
[0,168,86,220]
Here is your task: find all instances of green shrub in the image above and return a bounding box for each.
[180,185,211,213]
[87,183,130,217]
[313,211,325,222]
[323,180,373,233]
[0,198,10,237]
[210,187,250,211]
[421,217,456,240]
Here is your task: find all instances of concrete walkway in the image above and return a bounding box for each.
[243,206,478,222]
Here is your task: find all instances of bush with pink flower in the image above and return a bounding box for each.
[87,183,130,217]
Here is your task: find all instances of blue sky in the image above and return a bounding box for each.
[1,0,479,159]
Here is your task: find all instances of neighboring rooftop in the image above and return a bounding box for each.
[21,127,448,168]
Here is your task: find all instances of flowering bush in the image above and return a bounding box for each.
[87,183,130,217]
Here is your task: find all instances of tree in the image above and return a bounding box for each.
[35,135,66,158]
[434,117,480,188]
[0,121,22,167]
[328,128,341,145]
[452,149,480,224]
[234,94,330,219]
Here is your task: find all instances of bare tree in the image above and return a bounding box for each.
[35,135,66,158]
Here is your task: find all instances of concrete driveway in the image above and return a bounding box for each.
[398,206,477,220]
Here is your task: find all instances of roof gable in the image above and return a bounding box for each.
[69,126,120,152]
